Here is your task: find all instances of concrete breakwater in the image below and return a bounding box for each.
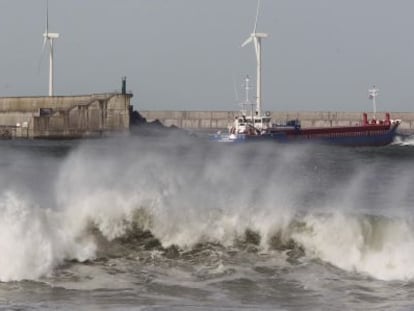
[0,93,132,138]
[1,101,412,138]
[139,111,414,133]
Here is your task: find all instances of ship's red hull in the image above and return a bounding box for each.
[244,122,400,146]
[211,113,401,147]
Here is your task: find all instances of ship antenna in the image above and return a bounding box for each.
[244,75,255,121]
[244,75,250,106]
[368,85,379,120]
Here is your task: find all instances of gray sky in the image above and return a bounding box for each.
[1,0,414,112]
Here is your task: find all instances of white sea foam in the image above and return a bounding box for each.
[1,136,414,282]
[291,212,414,281]
[0,191,95,282]
[393,134,414,146]
[54,139,300,249]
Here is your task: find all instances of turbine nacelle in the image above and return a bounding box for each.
[241,33,268,47]
[252,33,268,39]
[43,32,60,39]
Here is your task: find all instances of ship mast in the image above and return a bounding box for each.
[368,85,379,120]
[244,75,250,107]
[244,75,255,120]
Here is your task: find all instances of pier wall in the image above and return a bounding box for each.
[139,111,414,132]
[0,93,132,138]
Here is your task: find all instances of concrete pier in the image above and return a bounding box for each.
[139,110,414,133]
[0,93,132,138]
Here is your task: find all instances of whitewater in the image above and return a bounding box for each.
[1,133,414,310]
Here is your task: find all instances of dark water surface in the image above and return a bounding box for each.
[1,134,414,310]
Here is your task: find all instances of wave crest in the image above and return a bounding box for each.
[0,192,96,282]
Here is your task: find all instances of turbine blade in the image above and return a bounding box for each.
[42,36,47,51]
[46,0,49,34]
[37,38,48,73]
[254,38,259,62]
[253,0,261,33]
[241,36,253,47]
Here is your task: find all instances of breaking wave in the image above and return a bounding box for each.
[1,135,414,282]
[0,191,95,282]
[86,208,414,282]
[291,212,414,281]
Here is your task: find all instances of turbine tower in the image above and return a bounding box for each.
[241,0,268,117]
[42,0,59,96]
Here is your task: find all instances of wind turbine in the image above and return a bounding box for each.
[42,0,60,96]
[241,0,268,117]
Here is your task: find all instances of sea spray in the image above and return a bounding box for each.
[1,135,414,283]
[291,211,414,281]
[0,191,95,282]
[51,137,308,252]
[393,134,414,146]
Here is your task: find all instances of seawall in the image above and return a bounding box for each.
[139,111,414,133]
[0,93,132,138]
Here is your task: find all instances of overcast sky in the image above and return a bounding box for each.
[1,0,414,112]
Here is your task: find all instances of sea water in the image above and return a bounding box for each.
[1,132,414,310]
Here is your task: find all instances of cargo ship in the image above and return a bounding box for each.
[211,75,400,146]
[211,109,401,146]
[211,0,401,146]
